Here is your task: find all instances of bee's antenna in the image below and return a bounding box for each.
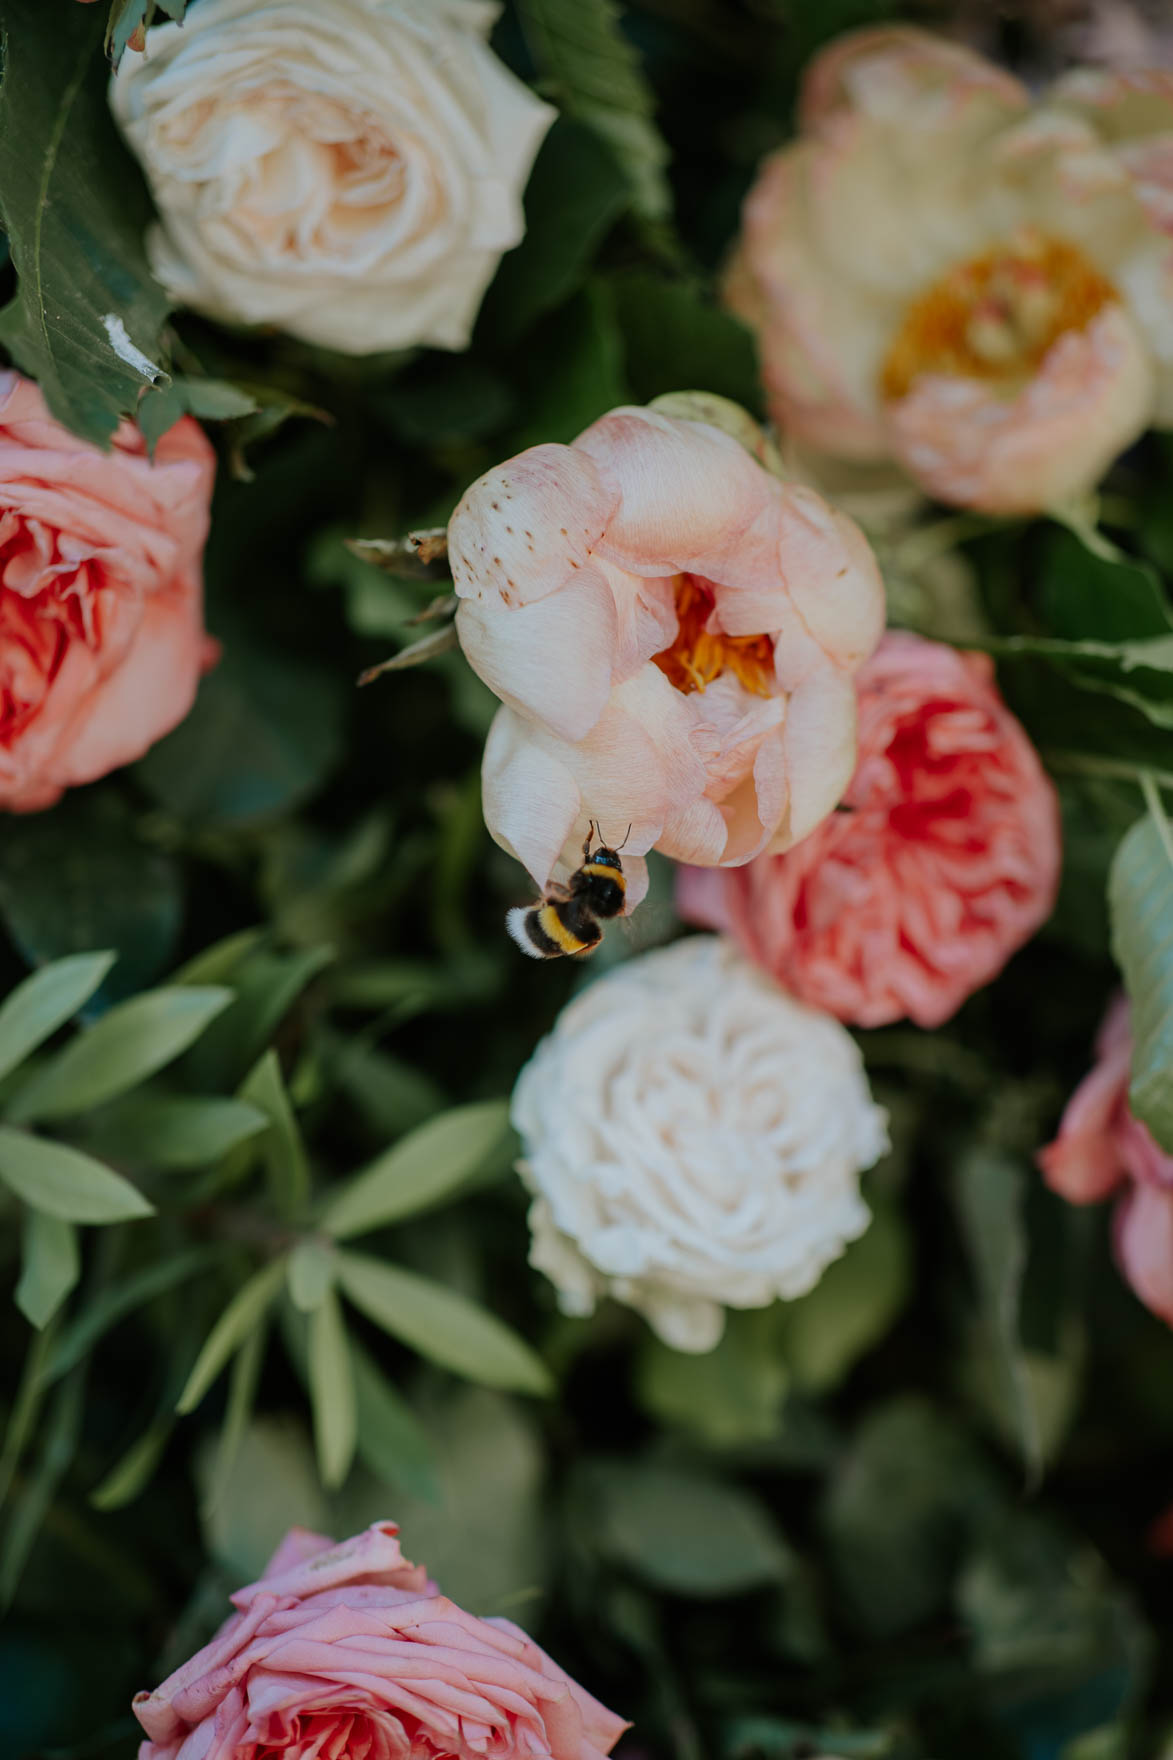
[582,819,597,860]
[617,823,632,853]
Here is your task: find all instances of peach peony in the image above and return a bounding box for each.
[133,1520,628,1760]
[449,404,885,909]
[726,27,1173,513]
[1039,995,1173,1328]
[678,632,1061,1029]
[0,372,216,812]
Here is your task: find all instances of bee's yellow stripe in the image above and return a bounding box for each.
[537,903,590,955]
[582,862,626,891]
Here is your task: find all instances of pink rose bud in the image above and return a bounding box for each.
[132,1521,629,1760]
[0,372,217,811]
[679,631,1061,1029]
[1039,995,1173,1328]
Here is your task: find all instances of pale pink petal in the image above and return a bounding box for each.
[775,486,886,670]
[1115,1181,1173,1325]
[573,407,771,574]
[259,1528,336,1579]
[481,707,582,891]
[1037,1044,1132,1203]
[455,568,618,742]
[448,444,617,608]
[658,795,729,866]
[777,667,859,848]
[798,25,1027,135]
[674,863,734,932]
[886,304,1154,513]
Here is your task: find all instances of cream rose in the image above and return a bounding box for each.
[512,936,889,1353]
[727,28,1173,514]
[109,0,554,354]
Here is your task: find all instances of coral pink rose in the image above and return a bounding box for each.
[449,404,885,909]
[133,1520,627,1760]
[726,27,1173,513]
[1038,995,1173,1327]
[0,372,216,811]
[678,631,1061,1028]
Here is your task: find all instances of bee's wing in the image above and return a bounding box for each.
[545,879,573,902]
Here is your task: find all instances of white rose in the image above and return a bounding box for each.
[109,0,554,354]
[512,936,889,1353]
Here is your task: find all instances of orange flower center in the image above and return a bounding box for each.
[652,576,775,697]
[879,229,1117,402]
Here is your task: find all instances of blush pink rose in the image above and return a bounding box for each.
[1038,995,1173,1328]
[133,1521,628,1760]
[0,371,216,811]
[450,404,885,909]
[678,631,1061,1028]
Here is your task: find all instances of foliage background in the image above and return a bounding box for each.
[2,1,1173,1758]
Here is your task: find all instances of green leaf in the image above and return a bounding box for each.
[988,632,1173,730]
[610,270,762,413]
[8,987,233,1123]
[202,1320,268,1518]
[1109,787,1173,1152]
[105,1,189,69]
[322,1100,509,1240]
[240,1050,310,1217]
[585,1460,793,1596]
[171,927,266,988]
[0,0,170,445]
[183,946,333,1093]
[0,794,183,1006]
[517,0,671,220]
[137,376,259,455]
[334,1250,552,1396]
[0,1365,85,1608]
[0,952,115,1084]
[951,1147,1042,1482]
[89,1419,172,1511]
[81,1092,269,1170]
[177,1260,285,1414]
[136,643,345,825]
[15,1212,79,1329]
[636,1308,789,1446]
[506,281,628,449]
[306,1287,357,1490]
[0,1127,153,1223]
[287,1237,335,1313]
[43,1246,216,1383]
[782,1203,911,1395]
[479,118,630,345]
[1040,529,1173,643]
[349,1337,439,1504]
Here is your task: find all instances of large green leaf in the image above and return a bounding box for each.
[239,1050,310,1217]
[0,795,183,1006]
[989,633,1173,730]
[0,0,170,445]
[506,282,628,450]
[517,0,671,220]
[349,1338,439,1504]
[321,1100,510,1240]
[9,987,233,1123]
[584,1459,793,1596]
[781,1202,911,1395]
[636,1308,789,1446]
[1040,529,1173,643]
[609,270,762,413]
[1109,788,1173,1152]
[81,1092,269,1171]
[334,1250,552,1396]
[306,1288,357,1490]
[14,1213,79,1330]
[0,952,114,1085]
[0,1127,153,1224]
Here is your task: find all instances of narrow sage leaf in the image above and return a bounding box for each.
[89,1419,172,1511]
[307,1287,357,1490]
[9,987,233,1123]
[0,1366,85,1608]
[0,1127,153,1224]
[177,1261,285,1414]
[240,1049,310,1216]
[287,1237,335,1313]
[202,1321,267,1518]
[335,1251,552,1396]
[951,1147,1042,1484]
[15,1212,79,1330]
[1109,783,1173,1152]
[350,1337,440,1504]
[171,927,265,987]
[83,1093,269,1171]
[322,1099,510,1240]
[43,1247,217,1384]
[0,952,115,1085]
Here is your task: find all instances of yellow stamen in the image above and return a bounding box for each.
[880,229,1117,402]
[652,577,775,697]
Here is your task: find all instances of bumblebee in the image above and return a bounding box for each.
[507,824,629,959]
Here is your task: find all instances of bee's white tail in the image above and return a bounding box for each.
[506,906,544,957]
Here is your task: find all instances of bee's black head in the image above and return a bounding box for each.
[588,848,623,872]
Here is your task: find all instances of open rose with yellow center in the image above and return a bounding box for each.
[449,403,885,907]
[727,28,1173,513]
